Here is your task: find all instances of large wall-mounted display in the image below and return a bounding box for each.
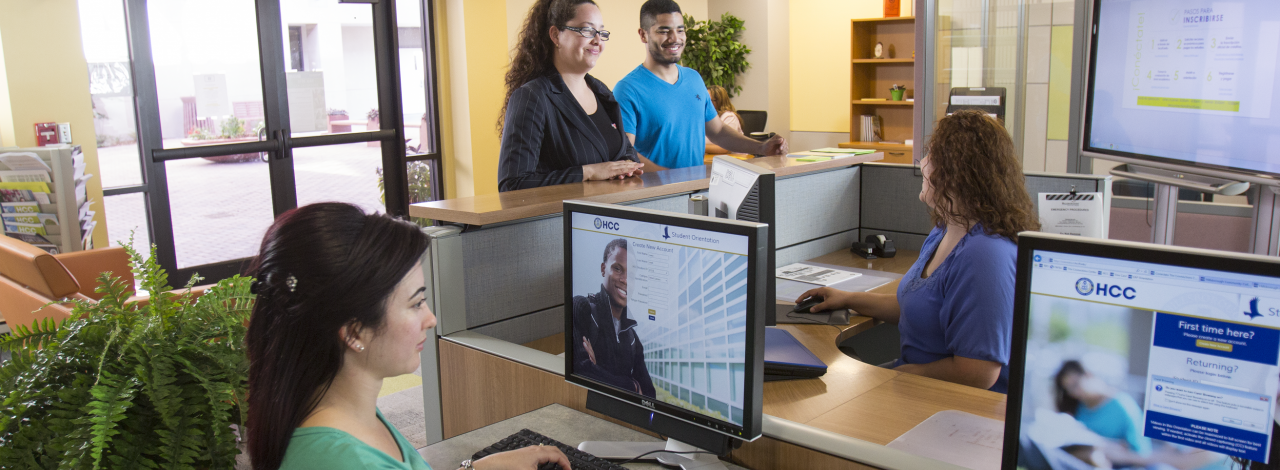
[1083,0,1280,179]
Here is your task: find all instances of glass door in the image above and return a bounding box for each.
[922,0,1027,154]
[122,0,420,282]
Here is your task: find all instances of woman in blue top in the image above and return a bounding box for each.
[1056,361,1230,469]
[245,203,570,470]
[1055,361,1151,457]
[799,110,1039,392]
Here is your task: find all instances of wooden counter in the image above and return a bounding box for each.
[409,153,883,226]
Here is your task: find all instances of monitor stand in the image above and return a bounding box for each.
[578,438,728,469]
[582,391,738,469]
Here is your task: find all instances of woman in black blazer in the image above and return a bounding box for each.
[498,0,643,192]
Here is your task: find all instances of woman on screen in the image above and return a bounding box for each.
[497,0,644,192]
[1055,361,1152,458]
[798,110,1037,393]
[1054,361,1229,470]
[245,203,570,470]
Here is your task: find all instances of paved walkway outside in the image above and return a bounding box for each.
[98,139,388,269]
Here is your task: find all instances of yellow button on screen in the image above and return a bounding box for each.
[1196,339,1233,352]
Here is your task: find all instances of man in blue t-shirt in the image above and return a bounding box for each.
[614,0,787,170]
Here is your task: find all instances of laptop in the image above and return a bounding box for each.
[763,327,827,380]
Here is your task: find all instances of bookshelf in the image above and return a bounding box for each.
[843,16,916,165]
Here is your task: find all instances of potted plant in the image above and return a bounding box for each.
[367,108,381,147]
[376,162,433,226]
[180,116,261,163]
[328,108,350,133]
[0,244,255,468]
[681,13,751,97]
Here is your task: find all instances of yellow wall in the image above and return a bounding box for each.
[0,0,108,249]
[504,0,708,89]
[789,0,912,133]
[434,0,459,199]
[461,0,509,197]
[0,30,13,148]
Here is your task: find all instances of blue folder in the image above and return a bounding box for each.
[764,327,827,380]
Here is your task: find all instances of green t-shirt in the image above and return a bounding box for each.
[279,409,432,470]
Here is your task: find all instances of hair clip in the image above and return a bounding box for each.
[285,274,298,293]
[249,280,263,295]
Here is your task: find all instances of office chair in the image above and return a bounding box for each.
[738,110,767,135]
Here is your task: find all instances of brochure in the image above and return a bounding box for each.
[776,263,863,286]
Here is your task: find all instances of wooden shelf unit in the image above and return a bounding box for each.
[839,141,913,165]
[851,100,915,106]
[848,16,916,157]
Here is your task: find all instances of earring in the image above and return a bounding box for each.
[353,343,365,352]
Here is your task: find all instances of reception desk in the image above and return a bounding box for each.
[408,155,1110,469]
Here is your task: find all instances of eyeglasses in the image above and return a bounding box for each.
[561,26,610,41]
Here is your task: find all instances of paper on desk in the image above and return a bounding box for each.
[809,148,877,154]
[886,410,1003,470]
[775,262,898,301]
[776,263,861,285]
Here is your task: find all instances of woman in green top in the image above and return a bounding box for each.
[244,203,571,470]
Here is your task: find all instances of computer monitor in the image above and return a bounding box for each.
[708,155,776,326]
[562,200,767,465]
[1004,232,1280,470]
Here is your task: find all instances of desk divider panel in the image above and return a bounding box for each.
[859,164,1111,251]
[447,195,689,343]
[777,229,862,268]
[774,166,861,249]
[860,165,933,250]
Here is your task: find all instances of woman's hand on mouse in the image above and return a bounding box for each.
[796,287,855,312]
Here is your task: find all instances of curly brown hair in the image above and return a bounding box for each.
[923,110,1040,241]
[499,0,597,132]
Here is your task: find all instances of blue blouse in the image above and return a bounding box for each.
[893,224,1016,393]
[1075,394,1151,456]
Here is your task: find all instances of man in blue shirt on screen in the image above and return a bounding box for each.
[614,0,788,170]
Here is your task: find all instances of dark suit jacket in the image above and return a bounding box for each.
[498,73,637,192]
[571,286,656,398]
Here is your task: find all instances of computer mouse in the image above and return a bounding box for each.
[793,296,825,314]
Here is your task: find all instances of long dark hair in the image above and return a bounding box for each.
[499,0,597,132]
[245,203,429,470]
[1054,360,1085,417]
[923,110,1040,241]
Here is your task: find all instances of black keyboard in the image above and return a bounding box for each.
[472,428,629,470]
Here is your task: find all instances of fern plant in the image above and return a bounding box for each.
[681,13,752,97]
[0,242,254,469]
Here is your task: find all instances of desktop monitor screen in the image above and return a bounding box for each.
[1082,0,1280,178]
[563,200,766,441]
[1005,233,1280,470]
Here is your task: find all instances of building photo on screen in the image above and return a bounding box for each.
[569,212,751,427]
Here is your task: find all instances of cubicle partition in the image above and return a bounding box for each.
[858,164,1111,250]
[410,157,1112,468]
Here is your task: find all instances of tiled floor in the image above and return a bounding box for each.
[97,139,387,269]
